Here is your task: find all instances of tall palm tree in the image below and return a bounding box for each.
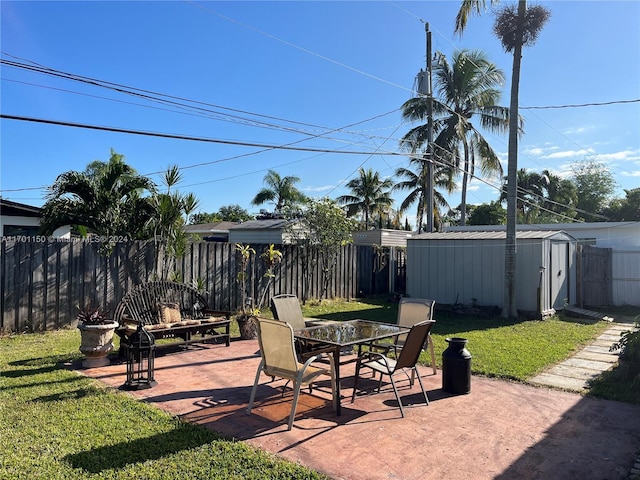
[456,0,549,318]
[394,154,456,232]
[401,49,510,226]
[40,150,156,251]
[336,167,394,229]
[251,170,307,213]
[540,169,578,221]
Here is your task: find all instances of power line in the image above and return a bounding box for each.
[521,99,640,110]
[0,114,405,157]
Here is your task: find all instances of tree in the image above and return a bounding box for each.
[394,155,455,231]
[291,198,358,301]
[468,201,506,225]
[189,204,253,224]
[602,188,640,221]
[39,149,155,253]
[336,167,394,229]
[538,169,578,222]
[401,49,510,226]
[251,170,307,213]
[148,165,199,279]
[571,158,617,221]
[500,168,545,223]
[189,212,221,224]
[457,0,550,318]
[218,204,253,222]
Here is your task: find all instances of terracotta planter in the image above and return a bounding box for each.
[78,321,119,368]
[236,315,258,340]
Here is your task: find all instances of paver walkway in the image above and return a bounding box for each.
[530,321,633,391]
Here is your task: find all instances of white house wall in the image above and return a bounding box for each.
[0,214,40,233]
[228,231,284,245]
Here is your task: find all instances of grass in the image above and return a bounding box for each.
[0,298,635,479]
[301,297,610,381]
[0,331,329,480]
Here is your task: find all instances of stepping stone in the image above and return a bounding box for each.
[530,373,588,391]
[546,364,602,380]
[575,350,619,363]
[564,357,613,370]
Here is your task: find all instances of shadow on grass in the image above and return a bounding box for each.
[587,365,640,405]
[307,297,530,336]
[31,384,109,403]
[64,423,216,473]
[8,352,79,369]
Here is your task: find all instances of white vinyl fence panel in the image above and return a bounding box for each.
[612,249,640,306]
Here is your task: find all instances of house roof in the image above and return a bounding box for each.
[228,219,292,231]
[184,221,238,234]
[0,199,42,217]
[411,230,575,241]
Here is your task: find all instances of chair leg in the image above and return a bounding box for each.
[351,358,362,403]
[388,374,405,418]
[414,366,430,406]
[247,360,264,414]
[428,334,436,375]
[288,381,303,431]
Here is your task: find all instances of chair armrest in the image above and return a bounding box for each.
[359,350,394,370]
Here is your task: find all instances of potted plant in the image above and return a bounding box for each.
[77,307,119,368]
[234,243,282,340]
[610,319,640,382]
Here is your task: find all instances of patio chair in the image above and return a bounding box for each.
[270,294,328,357]
[351,320,435,417]
[270,294,315,330]
[248,317,336,431]
[371,297,437,375]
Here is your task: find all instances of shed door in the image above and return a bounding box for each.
[550,242,569,310]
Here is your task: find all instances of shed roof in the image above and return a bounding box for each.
[411,230,575,241]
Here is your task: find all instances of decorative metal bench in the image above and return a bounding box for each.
[114,280,232,354]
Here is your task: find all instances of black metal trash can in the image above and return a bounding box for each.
[442,337,472,394]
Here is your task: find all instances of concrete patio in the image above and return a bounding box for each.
[78,338,640,480]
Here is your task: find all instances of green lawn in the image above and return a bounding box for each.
[0,298,633,479]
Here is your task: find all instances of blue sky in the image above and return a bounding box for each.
[1,1,639,226]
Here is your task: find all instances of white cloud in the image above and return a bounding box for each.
[304,185,335,193]
[523,147,545,156]
[596,150,640,162]
[563,125,594,135]
[620,170,640,178]
[542,148,595,159]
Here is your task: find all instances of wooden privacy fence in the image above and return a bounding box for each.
[0,239,388,333]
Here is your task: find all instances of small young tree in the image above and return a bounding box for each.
[149,165,199,279]
[296,198,358,301]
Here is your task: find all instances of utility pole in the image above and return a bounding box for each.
[425,23,434,233]
[416,22,434,232]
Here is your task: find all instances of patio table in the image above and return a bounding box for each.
[294,319,409,416]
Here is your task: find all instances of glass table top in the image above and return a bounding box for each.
[294,319,408,346]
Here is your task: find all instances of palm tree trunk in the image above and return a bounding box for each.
[460,142,471,226]
[503,0,526,319]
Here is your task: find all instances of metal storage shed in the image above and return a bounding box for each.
[406,230,578,316]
